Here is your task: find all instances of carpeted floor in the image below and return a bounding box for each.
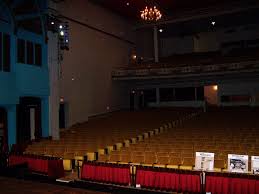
[0,177,109,194]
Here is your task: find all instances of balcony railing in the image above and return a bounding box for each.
[112,60,259,80]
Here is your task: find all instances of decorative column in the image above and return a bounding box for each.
[153,26,159,63]
[41,97,49,138]
[7,105,16,147]
[50,97,60,140]
[48,32,60,140]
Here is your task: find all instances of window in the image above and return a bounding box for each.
[17,39,25,63]
[26,41,34,65]
[34,43,42,66]
[160,88,174,102]
[18,39,42,66]
[221,95,250,103]
[197,87,204,101]
[143,89,156,103]
[2,33,10,72]
[175,87,195,101]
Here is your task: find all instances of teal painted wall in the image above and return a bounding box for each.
[0,5,50,146]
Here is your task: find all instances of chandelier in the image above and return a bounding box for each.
[140,6,162,21]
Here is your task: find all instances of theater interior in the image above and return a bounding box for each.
[0,0,259,194]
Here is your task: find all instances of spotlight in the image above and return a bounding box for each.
[211,21,216,26]
[159,29,163,33]
[60,31,64,36]
[51,21,55,25]
[213,85,218,91]
[58,22,69,50]
[126,2,129,6]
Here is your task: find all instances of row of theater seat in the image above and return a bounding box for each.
[99,108,259,172]
[24,109,198,171]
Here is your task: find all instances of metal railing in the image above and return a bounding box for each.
[112,60,259,79]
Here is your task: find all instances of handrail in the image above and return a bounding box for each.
[112,60,259,78]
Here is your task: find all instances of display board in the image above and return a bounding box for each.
[251,156,259,174]
[228,154,248,173]
[195,152,214,171]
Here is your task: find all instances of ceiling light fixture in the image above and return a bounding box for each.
[140,5,162,22]
[60,31,64,36]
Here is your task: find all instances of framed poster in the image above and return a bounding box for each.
[251,156,259,174]
[228,154,248,173]
[195,152,214,171]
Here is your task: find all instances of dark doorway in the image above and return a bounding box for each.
[0,108,8,152]
[59,103,65,129]
[130,91,135,111]
[138,91,144,109]
[16,97,42,144]
[143,89,156,107]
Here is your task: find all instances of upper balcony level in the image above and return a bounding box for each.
[0,13,49,105]
[112,48,259,81]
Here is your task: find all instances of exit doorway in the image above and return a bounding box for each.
[0,108,8,152]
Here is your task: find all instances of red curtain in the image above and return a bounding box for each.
[206,175,259,194]
[136,168,201,193]
[136,169,156,188]
[8,155,26,166]
[179,174,201,193]
[8,155,64,178]
[48,159,64,178]
[206,176,230,194]
[81,163,130,185]
[136,169,145,186]
[256,180,259,193]
[154,171,180,191]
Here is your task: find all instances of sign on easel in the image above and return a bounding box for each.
[195,152,214,171]
[251,156,259,174]
[228,154,248,173]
